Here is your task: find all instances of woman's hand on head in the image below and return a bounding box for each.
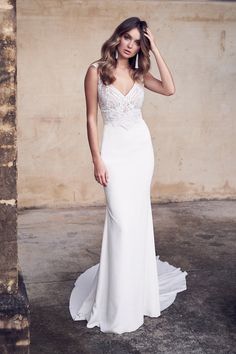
[143,27,157,52]
[93,157,109,187]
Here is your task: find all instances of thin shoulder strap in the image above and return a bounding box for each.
[90,62,98,68]
[90,62,101,84]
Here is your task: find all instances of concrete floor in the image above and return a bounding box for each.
[18,201,236,354]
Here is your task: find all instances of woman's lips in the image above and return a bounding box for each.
[124,49,131,54]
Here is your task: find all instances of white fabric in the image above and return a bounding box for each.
[69,62,188,334]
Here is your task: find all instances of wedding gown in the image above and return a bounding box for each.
[69,62,188,334]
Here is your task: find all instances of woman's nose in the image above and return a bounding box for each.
[128,41,133,48]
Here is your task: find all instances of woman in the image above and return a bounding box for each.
[69,17,187,334]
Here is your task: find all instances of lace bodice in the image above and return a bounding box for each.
[90,62,144,129]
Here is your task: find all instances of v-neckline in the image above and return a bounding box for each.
[110,81,137,98]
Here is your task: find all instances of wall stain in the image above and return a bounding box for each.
[172,14,236,23]
[220,30,226,52]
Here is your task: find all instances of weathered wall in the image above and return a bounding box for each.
[0,1,30,352]
[0,0,17,293]
[17,1,236,208]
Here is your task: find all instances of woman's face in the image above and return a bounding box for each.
[118,28,141,58]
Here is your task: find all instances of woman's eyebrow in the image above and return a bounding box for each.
[125,33,140,41]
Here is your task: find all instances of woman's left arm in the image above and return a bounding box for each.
[143,27,176,96]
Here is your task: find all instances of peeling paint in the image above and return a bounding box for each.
[0,199,16,205]
[0,315,29,330]
[16,339,30,346]
[0,0,13,10]
[6,278,15,292]
[0,104,15,117]
[0,161,13,167]
[2,25,14,35]
[0,1,30,350]
[0,144,13,148]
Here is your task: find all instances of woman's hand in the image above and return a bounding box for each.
[93,157,109,187]
[143,27,158,53]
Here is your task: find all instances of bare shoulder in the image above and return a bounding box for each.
[90,61,99,68]
[85,62,99,80]
[84,62,101,95]
[89,62,98,70]
[86,61,102,80]
[88,60,103,71]
[87,62,98,73]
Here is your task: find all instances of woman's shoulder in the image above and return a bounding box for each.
[89,60,104,69]
[87,61,103,84]
[90,62,98,69]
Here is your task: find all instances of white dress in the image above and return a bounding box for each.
[69,62,188,334]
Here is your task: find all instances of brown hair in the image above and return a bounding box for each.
[93,17,151,85]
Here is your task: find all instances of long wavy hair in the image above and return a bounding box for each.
[93,17,151,85]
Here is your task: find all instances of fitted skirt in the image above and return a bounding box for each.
[69,118,188,334]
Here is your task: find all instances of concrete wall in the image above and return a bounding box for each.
[0,0,17,292]
[17,1,236,208]
[0,1,30,352]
